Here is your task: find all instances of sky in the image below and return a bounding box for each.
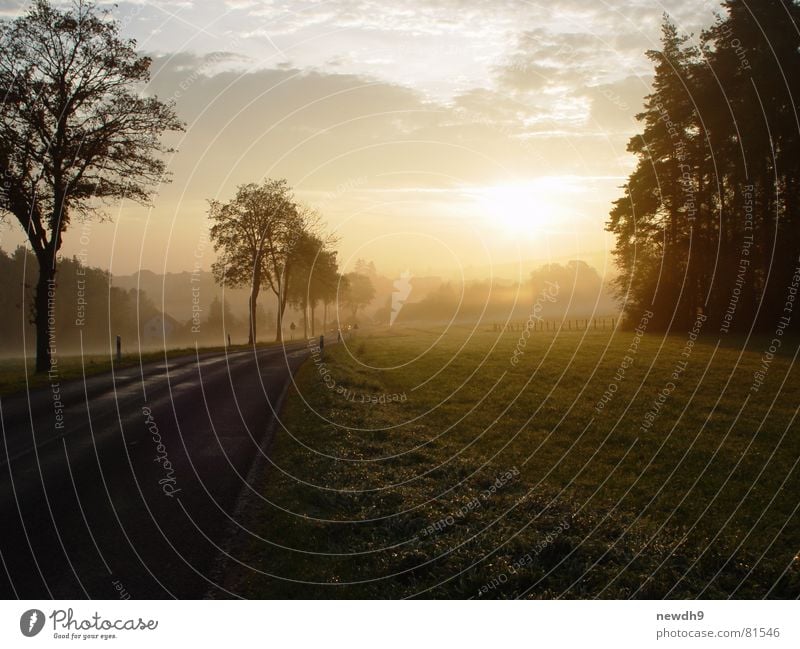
[0,0,728,279]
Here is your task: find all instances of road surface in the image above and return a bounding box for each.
[0,342,309,599]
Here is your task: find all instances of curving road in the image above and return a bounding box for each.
[0,342,310,599]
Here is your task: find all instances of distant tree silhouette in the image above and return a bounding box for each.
[308,251,339,336]
[342,272,375,321]
[0,0,182,371]
[287,231,339,338]
[354,258,377,278]
[209,179,305,344]
[0,245,164,353]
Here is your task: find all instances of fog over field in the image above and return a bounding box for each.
[0,245,616,356]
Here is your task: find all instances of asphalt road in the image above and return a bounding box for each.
[0,342,310,599]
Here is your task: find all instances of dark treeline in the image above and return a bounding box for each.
[0,246,157,355]
[608,1,800,333]
[0,247,270,355]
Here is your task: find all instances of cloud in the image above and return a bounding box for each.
[496,29,603,91]
[0,0,729,277]
[585,75,651,131]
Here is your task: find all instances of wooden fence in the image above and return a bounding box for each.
[493,316,617,333]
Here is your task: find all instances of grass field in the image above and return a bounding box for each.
[218,325,800,598]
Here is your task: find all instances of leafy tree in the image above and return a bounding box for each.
[288,231,323,338]
[203,295,240,341]
[325,274,345,331]
[342,272,375,321]
[209,179,304,343]
[354,258,377,278]
[708,0,800,328]
[288,232,340,337]
[607,16,700,329]
[608,4,800,332]
[0,0,182,371]
[313,252,341,335]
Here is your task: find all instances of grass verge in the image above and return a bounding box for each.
[0,340,284,397]
[218,327,800,598]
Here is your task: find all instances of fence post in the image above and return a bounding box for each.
[116,335,121,362]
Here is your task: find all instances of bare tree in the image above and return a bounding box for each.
[0,0,182,371]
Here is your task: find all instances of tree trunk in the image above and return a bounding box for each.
[248,280,260,345]
[275,270,290,343]
[302,300,308,339]
[323,301,327,333]
[311,303,316,336]
[274,305,283,342]
[34,260,57,373]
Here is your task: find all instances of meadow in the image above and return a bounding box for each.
[219,325,800,598]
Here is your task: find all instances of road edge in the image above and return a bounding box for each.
[202,352,306,599]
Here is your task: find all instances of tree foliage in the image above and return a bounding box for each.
[342,272,376,320]
[209,179,311,343]
[0,0,183,370]
[287,231,340,337]
[607,2,800,332]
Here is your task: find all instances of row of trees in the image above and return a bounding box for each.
[608,1,800,332]
[208,178,377,343]
[0,238,365,352]
[0,1,373,369]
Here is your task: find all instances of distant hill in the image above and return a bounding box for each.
[112,269,279,323]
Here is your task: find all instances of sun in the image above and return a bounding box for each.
[473,177,575,237]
